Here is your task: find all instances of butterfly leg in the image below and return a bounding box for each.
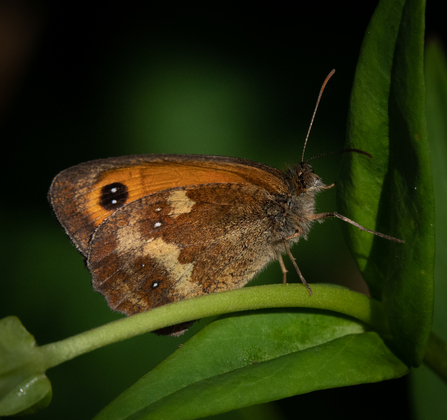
[283,241,313,295]
[310,212,404,243]
[278,254,288,284]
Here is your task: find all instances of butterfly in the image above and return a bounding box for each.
[48,70,403,335]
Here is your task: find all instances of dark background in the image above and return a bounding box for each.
[0,1,445,419]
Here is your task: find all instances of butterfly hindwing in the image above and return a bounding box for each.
[87,183,285,315]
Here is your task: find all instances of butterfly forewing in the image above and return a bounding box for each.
[49,154,288,257]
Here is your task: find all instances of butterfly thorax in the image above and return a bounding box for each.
[281,162,326,241]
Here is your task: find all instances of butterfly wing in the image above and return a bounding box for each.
[48,154,289,257]
[87,183,285,315]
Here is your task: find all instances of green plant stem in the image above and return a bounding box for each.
[35,284,388,371]
[423,332,447,384]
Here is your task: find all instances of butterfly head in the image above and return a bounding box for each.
[287,162,326,198]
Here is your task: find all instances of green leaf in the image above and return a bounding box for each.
[94,310,408,420]
[423,40,447,344]
[411,39,447,420]
[0,316,52,416]
[337,0,434,366]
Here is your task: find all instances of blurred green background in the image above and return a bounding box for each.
[0,1,445,419]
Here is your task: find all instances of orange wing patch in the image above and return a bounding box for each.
[85,163,254,229]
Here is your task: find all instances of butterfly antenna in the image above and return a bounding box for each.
[301,69,336,163]
[305,148,372,163]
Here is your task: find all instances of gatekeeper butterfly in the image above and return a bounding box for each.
[48,70,403,335]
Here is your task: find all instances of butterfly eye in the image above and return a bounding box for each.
[99,182,129,211]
